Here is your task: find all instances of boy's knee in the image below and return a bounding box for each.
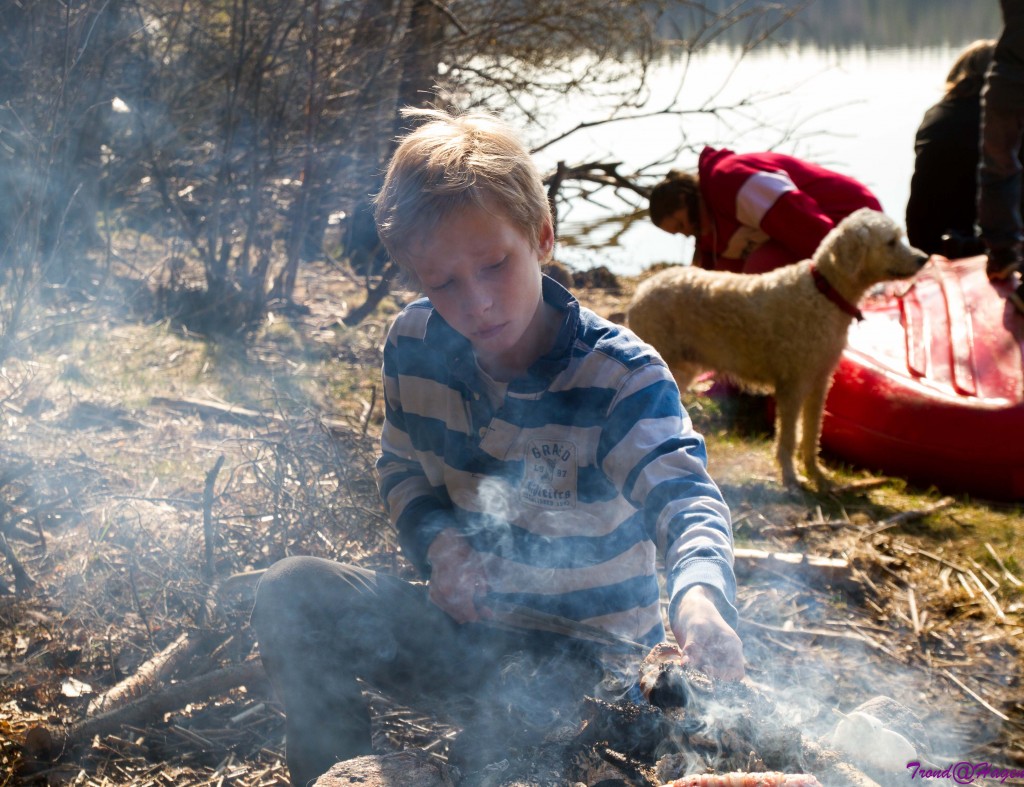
[253,557,380,624]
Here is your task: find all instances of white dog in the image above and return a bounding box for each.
[627,208,928,489]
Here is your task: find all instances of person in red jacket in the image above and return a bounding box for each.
[649,146,883,274]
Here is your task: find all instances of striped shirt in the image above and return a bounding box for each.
[377,277,736,647]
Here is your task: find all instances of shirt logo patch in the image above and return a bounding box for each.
[521,439,578,509]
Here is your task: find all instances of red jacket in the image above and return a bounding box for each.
[695,146,882,271]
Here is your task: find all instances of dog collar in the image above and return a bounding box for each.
[810,263,863,321]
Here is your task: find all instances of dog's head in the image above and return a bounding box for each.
[816,208,929,289]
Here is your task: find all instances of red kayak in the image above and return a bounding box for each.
[821,254,1024,502]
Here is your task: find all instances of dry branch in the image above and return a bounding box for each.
[86,632,199,716]
[31,660,267,757]
[203,455,225,585]
[733,547,855,590]
[862,497,955,536]
[0,531,35,593]
[151,395,355,438]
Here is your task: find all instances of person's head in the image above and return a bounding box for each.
[374,107,556,376]
[649,169,701,237]
[374,107,553,278]
[944,39,996,100]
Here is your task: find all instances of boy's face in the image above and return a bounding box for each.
[406,202,555,378]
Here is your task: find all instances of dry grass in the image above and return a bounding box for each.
[0,246,1021,785]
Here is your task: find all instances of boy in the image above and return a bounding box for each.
[252,108,742,786]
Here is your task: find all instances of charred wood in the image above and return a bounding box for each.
[638,648,880,787]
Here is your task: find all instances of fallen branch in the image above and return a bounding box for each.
[86,632,199,716]
[151,395,354,439]
[861,497,955,537]
[29,660,267,758]
[733,547,856,590]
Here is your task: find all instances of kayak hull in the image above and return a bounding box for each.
[820,255,1024,501]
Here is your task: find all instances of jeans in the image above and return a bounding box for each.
[251,556,607,787]
[978,99,1024,253]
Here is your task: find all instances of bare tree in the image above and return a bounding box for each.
[2,0,816,339]
[0,0,133,361]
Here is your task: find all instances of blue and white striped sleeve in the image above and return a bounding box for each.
[600,361,738,628]
[376,316,454,576]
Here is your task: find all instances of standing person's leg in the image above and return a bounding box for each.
[978,100,1024,279]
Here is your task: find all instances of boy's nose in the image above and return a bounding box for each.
[464,282,493,316]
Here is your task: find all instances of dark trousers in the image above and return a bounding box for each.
[978,99,1024,253]
[251,556,605,787]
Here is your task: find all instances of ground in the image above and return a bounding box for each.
[0,252,1021,786]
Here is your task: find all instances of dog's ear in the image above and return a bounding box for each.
[831,220,870,281]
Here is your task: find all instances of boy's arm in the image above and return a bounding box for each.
[376,319,456,578]
[377,406,456,578]
[604,362,743,677]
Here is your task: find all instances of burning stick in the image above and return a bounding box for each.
[660,773,823,786]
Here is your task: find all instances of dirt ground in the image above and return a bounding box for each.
[0,255,1022,786]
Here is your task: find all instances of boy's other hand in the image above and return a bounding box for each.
[670,585,745,681]
[426,528,491,624]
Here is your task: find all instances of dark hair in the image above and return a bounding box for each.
[945,39,996,100]
[649,169,701,230]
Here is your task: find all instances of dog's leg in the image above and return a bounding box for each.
[772,383,802,489]
[799,374,834,490]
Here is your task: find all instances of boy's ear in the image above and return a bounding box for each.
[539,220,555,256]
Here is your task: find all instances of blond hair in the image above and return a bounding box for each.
[374,107,552,271]
[945,39,996,99]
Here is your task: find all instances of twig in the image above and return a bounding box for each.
[985,542,1023,588]
[907,588,921,637]
[202,455,225,586]
[0,531,36,593]
[861,497,955,537]
[360,385,377,437]
[940,668,1010,722]
[739,618,901,660]
[967,569,1006,622]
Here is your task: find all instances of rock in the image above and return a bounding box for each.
[313,751,455,787]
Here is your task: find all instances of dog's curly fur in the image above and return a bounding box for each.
[627,208,929,489]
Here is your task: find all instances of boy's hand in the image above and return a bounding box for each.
[669,584,744,681]
[426,528,490,624]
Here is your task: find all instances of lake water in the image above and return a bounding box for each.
[534,40,1002,276]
